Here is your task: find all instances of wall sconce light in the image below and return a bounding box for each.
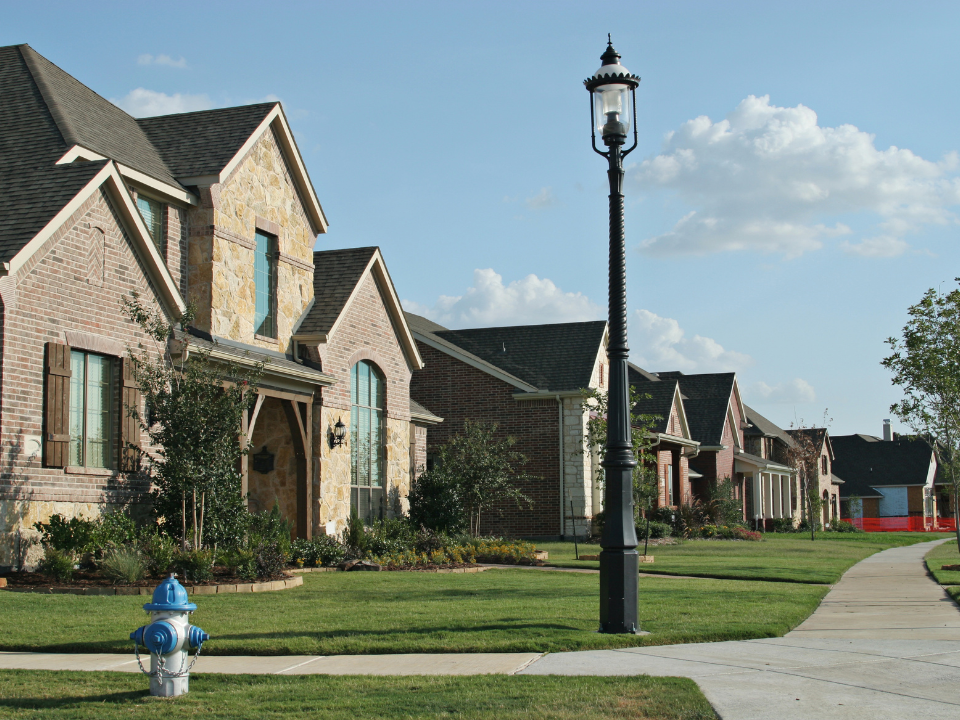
[331,417,346,448]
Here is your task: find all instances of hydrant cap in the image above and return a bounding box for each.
[143,574,197,612]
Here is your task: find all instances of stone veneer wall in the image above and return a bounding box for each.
[186,126,316,353]
[247,397,298,521]
[385,418,411,516]
[0,189,167,567]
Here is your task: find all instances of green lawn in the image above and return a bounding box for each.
[0,568,826,655]
[538,532,950,584]
[925,538,960,585]
[0,671,716,720]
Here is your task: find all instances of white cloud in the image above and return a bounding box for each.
[748,378,816,404]
[630,309,752,373]
[840,235,910,258]
[631,95,960,258]
[112,88,213,117]
[525,187,557,210]
[402,268,602,328]
[137,53,188,69]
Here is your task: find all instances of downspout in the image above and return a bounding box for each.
[557,395,564,538]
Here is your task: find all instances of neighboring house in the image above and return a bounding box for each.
[0,45,432,567]
[738,405,798,529]
[784,428,842,527]
[833,428,938,521]
[628,366,699,511]
[652,372,748,503]
[407,313,608,538]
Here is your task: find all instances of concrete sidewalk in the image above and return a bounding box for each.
[2,539,958,719]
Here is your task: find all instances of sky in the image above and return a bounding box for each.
[4,0,960,437]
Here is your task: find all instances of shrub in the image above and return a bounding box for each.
[730,527,762,541]
[247,502,293,557]
[291,535,346,567]
[33,514,95,554]
[797,518,821,534]
[254,541,287,579]
[342,511,369,555]
[830,519,863,533]
[227,548,257,581]
[769,518,797,533]
[89,511,140,555]
[142,534,178,576]
[175,548,214,583]
[37,547,75,582]
[408,469,467,534]
[637,520,672,539]
[100,547,148,584]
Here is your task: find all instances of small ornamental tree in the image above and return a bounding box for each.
[412,420,533,536]
[581,386,661,525]
[121,293,262,550]
[882,281,960,553]
[785,417,830,541]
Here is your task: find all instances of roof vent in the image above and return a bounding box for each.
[883,419,892,442]
[500,342,506,354]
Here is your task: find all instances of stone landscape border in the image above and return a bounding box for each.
[291,566,495,574]
[0,575,303,596]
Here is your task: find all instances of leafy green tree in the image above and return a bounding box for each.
[580,386,661,526]
[413,420,533,536]
[784,422,827,541]
[882,281,960,552]
[121,293,262,550]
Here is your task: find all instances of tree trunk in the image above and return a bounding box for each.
[192,487,198,549]
[181,491,187,551]
[199,491,206,549]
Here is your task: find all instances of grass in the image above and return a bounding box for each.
[924,538,960,585]
[0,670,717,720]
[539,532,951,584]
[0,568,826,655]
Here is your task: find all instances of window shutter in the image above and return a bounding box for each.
[120,357,141,472]
[43,342,71,468]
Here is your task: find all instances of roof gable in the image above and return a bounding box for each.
[654,372,739,446]
[832,434,936,490]
[297,247,421,370]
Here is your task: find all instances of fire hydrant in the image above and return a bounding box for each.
[130,573,209,697]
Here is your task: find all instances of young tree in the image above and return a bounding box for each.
[121,293,262,550]
[412,420,533,536]
[882,281,960,552]
[784,422,827,541]
[581,386,661,526]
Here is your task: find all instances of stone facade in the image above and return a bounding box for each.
[248,397,299,518]
[0,188,168,566]
[186,128,315,354]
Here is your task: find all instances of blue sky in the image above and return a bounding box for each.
[5,1,960,436]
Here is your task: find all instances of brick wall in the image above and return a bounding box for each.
[410,342,560,538]
[0,188,171,564]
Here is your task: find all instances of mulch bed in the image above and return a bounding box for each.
[0,567,290,589]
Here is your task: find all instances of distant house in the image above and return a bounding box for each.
[407,313,608,538]
[628,366,699,510]
[738,405,798,529]
[833,429,938,520]
[785,428,842,527]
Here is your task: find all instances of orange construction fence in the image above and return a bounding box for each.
[850,516,957,532]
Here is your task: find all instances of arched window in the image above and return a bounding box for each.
[351,361,384,523]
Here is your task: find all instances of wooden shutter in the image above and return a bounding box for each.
[120,357,141,472]
[43,342,71,468]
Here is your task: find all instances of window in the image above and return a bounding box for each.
[351,361,385,523]
[599,363,604,387]
[666,464,674,506]
[69,351,114,468]
[821,455,828,475]
[254,230,276,338]
[136,195,165,255]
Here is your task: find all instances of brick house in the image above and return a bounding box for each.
[739,405,798,529]
[406,313,608,538]
[0,45,433,566]
[833,428,938,522]
[785,427,842,527]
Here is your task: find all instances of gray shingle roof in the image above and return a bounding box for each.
[832,434,935,495]
[17,45,181,187]
[417,319,607,392]
[297,247,378,336]
[0,45,111,261]
[137,103,275,180]
[743,404,796,448]
[630,376,679,434]
[643,372,737,446]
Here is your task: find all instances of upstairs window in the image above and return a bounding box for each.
[136,195,165,255]
[821,454,828,475]
[69,351,114,469]
[254,230,276,338]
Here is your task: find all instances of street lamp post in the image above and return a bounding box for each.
[584,36,642,634]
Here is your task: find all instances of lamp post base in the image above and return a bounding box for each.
[598,549,641,634]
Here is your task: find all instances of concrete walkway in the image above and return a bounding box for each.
[2,540,958,719]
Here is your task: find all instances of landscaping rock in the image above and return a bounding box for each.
[942,564,960,571]
[349,560,382,572]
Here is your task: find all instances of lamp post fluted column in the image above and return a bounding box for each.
[585,38,642,634]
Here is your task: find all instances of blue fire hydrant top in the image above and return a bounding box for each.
[143,574,197,612]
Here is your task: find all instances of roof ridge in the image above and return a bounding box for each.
[439,319,607,333]
[18,44,74,147]
[135,101,277,122]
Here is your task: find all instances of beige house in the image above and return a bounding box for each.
[0,45,435,566]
